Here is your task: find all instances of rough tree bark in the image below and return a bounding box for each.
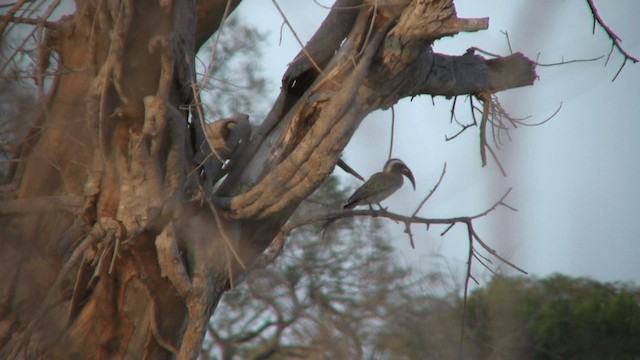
[0,0,535,359]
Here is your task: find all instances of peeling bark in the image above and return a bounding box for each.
[0,0,537,358]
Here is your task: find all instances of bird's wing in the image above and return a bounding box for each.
[345,172,402,207]
[347,173,383,202]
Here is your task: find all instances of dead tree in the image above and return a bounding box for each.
[0,0,537,358]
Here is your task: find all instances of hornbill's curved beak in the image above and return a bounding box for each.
[402,167,416,190]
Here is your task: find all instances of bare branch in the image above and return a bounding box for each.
[445,121,476,141]
[0,15,59,30]
[403,221,416,249]
[284,188,526,284]
[195,0,243,50]
[501,30,513,55]
[585,0,638,80]
[471,229,527,275]
[449,96,458,123]
[412,163,446,216]
[281,0,362,91]
[416,52,537,98]
[478,92,490,167]
[486,143,507,177]
[388,105,395,160]
[536,55,603,67]
[208,200,247,289]
[284,188,515,234]
[198,0,234,91]
[467,46,501,59]
[272,0,327,83]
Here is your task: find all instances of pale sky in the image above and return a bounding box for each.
[234,0,640,286]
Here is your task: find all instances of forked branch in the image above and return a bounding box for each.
[282,188,525,277]
[585,0,638,80]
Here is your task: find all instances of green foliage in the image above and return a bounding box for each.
[466,274,640,359]
[370,291,465,359]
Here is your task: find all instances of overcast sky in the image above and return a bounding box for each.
[233,0,640,286]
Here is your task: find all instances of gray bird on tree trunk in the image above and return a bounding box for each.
[344,158,416,209]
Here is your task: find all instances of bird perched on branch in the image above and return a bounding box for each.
[344,158,415,210]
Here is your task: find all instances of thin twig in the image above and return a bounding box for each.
[477,92,490,167]
[458,224,475,360]
[311,0,368,10]
[0,14,59,29]
[486,144,507,177]
[536,55,603,66]
[0,22,39,75]
[586,0,638,63]
[403,222,415,249]
[449,96,458,123]
[585,0,638,80]
[470,228,527,275]
[473,253,509,274]
[515,102,562,127]
[286,188,516,236]
[198,0,233,89]
[441,223,455,237]
[466,46,501,58]
[0,0,41,38]
[412,163,446,216]
[388,105,395,160]
[500,30,513,55]
[357,0,377,57]
[271,0,326,77]
[209,201,247,269]
[108,231,120,274]
[445,121,476,141]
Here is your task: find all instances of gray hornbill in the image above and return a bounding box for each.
[344,158,415,210]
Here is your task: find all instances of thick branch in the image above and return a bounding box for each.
[195,0,243,50]
[216,0,363,196]
[0,195,82,215]
[371,52,537,109]
[386,0,487,44]
[217,1,537,222]
[282,0,363,92]
[217,10,395,220]
[368,0,535,107]
[422,53,537,96]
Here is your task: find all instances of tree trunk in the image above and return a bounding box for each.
[0,0,536,358]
